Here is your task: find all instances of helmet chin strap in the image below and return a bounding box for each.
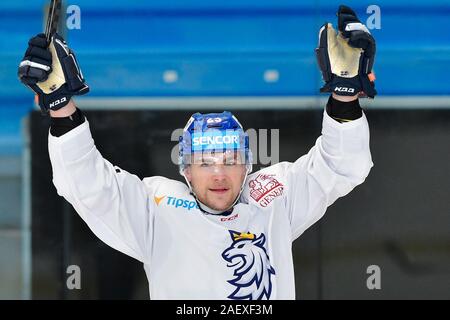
[181,168,251,216]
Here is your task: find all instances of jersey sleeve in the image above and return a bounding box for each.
[48,120,157,264]
[280,109,373,241]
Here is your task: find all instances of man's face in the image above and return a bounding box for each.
[184,151,247,211]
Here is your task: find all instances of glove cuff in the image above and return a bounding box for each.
[35,83,89,113]
[320,73,376,99]
[320,75,362,96]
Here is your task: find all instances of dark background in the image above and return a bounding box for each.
[29,108,450,299]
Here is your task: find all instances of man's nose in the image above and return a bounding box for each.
[211,164,227,177]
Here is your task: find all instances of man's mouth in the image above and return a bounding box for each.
[209,188,229,194]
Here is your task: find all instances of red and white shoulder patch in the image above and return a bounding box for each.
[248,174,284,207]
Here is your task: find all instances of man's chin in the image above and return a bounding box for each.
[203,197,235,212]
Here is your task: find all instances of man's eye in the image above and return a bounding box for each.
[201,161,215,167]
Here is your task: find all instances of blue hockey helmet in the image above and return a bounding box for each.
[178,111,253,175]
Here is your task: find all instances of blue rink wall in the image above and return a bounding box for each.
[0,0,449,153]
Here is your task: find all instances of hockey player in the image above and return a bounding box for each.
[18,6,376,299]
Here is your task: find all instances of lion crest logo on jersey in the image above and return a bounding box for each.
[221,230,275,300]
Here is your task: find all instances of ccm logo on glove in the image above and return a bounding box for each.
[49,97,67,109]
[334,87,355,94]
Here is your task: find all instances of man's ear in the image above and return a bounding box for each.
[241,165,247,179]
[184,166,192,182]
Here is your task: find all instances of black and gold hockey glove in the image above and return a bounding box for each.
[18,33,89,112]
[315,5,377,98]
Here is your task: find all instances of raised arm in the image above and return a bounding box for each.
[285,6,376,240]
[18,34,155,263]
[284,94,373,240]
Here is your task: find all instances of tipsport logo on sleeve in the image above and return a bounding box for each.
[154,195,199,211]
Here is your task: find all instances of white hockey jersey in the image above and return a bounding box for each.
[48,110,373,300]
